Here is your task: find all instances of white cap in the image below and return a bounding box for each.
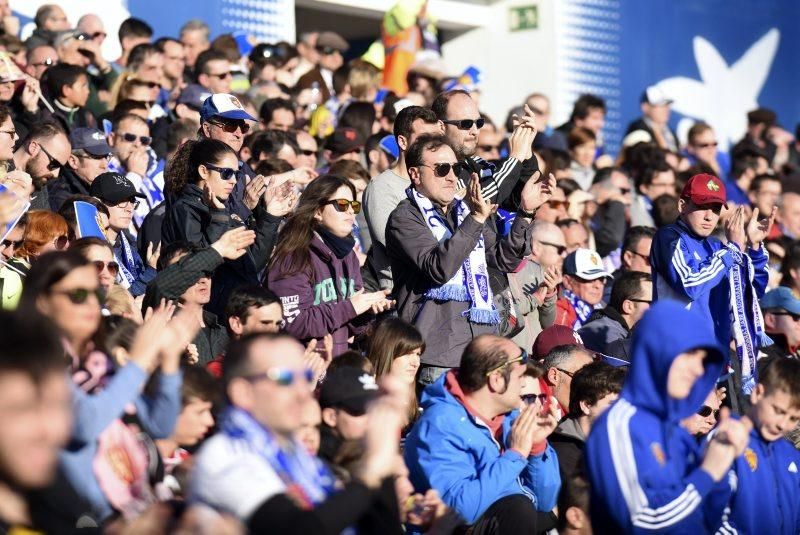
[643,85,673,106]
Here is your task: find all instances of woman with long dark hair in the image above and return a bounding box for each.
[267,174,393,356]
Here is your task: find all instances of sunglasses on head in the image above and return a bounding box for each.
[120,132,153,146]
[521,393,548,406]
[93,260,119,277]
[419,162,464,178]
[325,198,361,214]
[204,163,240,181]
[697,405,720,418]
[442,118,485,131]
[208,119,251,135]
[50,287,104,305]
[39,144,64,171]
[485,348,529,376]
[245,367,315,386]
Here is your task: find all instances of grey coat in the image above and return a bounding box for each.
[386,198,532,367]
[507,260,557,352]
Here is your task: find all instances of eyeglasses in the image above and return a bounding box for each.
[206,71,232,79]
[53,235,68,250]
[300,149,316,156]
[694,141,718,149]
[77,152,110,161]
[772,311,800,322]
[485,348,529,376]
[538,240,567,255]
[92,260,119,277]
[324,198,361,214]
[555,367,575,378]
[478,145,498,152]
[39,144,65,171]
[626,249,651,264]
[628,298,652,304]
[119,132,153,146]
[245,367,315,386]
[32,58,58,68]
[316,46,340,56]
[208,120,251,135]
[110,199,141,210]
[697,405,720,418]
[1,238,22,249]
[547,200,568,210]
[418,162,464,178]
[50,287,104,305]
[442,118,485,131]
[619,187,631,195]
[204,163,240,181]
[521,393,548,406]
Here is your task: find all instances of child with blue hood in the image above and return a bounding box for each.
[585,300,751,533]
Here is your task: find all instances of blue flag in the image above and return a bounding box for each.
[74,201,106,239]
[0,184,30,243]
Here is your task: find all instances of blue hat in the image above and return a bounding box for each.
[200,93,256,123]
[760,287,800,315]
[177,84,212,110]
[378,134,399,160]
[69,128,112,156]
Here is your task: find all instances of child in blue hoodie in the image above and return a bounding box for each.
[721,356,800,534]
[585,300,751,534]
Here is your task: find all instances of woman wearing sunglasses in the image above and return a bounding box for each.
[69,237,119,292]
[13,210,70,274]
[268,175,394,357]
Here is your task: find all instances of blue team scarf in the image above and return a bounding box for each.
[114,232,137,288]
[563,288,598,329]
[407,187,499,325]
[727,244,771,394]
[221,407,336,508]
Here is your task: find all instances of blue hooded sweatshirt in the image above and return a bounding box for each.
[403,372,561,524]
[585,300,733,534]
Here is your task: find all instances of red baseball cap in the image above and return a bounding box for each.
[680,173,727,206]
[532,325,586,361]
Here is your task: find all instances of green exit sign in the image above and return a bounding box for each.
[509,5,539,32]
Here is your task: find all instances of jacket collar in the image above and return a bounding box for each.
[587,306,630,332]
[444,371,505,439]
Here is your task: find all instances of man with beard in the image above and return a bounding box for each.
[12,121,70,210]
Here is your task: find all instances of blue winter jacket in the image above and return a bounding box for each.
[404,372,561,524]
[723,428,800,534]
[585,301,734,533]
[650,218,768,349]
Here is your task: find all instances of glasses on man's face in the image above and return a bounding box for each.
[442,118,485,131]
[245,367,315,387]
[628,298,652,305]
[547,200,567,210]
[418,162,463,178]
[111,198,141,210]
[78,152,110,161]
[208,120,251,135]
[478,144,498,153]
[694,141,718,149]
[207,71,232,79]
[626,248,651,265]
[92,260,119,277]
[521,393,548,406]
[772,311,800,322]
[316,46,340,56]
[697,405,720,418]
[485,348,529,376]
[299,149,316,156]
[538,240,567,255]
[204,163,239,182]
[119,132,153,146]
[53,235,68,250]
[50,287,104,305]
[555,367,575,378]
[39,144,65,172]
[324,198,361,214]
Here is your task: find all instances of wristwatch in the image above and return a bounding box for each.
[517,207,537,219]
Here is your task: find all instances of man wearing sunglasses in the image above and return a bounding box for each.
[405,334,561,533]
[556,249,611,330]
[388,135,555,384]
[297,31,348,103]
[196,49,232,95]
[25,45,59,80]
[47,127,112,211]
[12,121,71,210]
[758,287,800,360]
[108,114,163,228]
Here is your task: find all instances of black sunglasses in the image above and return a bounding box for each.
[772,311,800,322]
[208,120,251,135]
[316,46,340,56]
[204,163,240,181]
[120,132,153,146]
[485,348,529,376]
[539,240,566,255]
[39,144,64,171]
[521,393,548,406]
[478,144,498,152]
[300,149,316,156]
[325,198,361,214]
[419,162,464,178]
[697,405,720,418]
[442,118,485,130]
[0,238,23,249]
[50,287,104,305]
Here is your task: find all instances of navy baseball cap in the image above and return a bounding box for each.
[760,287,800,315]
[178,84,212,110]
[90,172,146,204]
[200,93,256,123]
[69,128,112,156]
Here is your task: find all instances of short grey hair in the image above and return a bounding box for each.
[180,19,210,41]
[544,344,588,370]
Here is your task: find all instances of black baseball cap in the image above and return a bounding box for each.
[90,172,146,204]
[318,366,379,416]
[324,127,363,156]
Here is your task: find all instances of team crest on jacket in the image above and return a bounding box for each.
[744,448,758,471]
[707,179,720,191]
[650,442,666,466]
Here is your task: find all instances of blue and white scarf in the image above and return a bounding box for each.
[114,232,137,289]
[563,288,598,329]
[221,407,336,507]
[408,187,499,325]
[727,244,771,394]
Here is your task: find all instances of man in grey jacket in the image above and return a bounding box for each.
[386,133,554,384]
[577,271,652,354]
